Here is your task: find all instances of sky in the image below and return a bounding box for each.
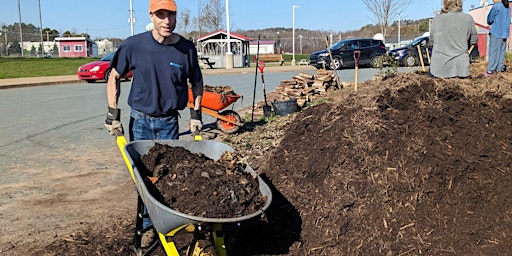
[0,0,490,40]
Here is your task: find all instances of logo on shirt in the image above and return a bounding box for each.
[169,62,183,68]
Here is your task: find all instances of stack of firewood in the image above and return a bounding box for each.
[270,69,341,108]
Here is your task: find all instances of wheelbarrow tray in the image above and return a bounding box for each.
[123,140,272,234]
[188,88,241,111]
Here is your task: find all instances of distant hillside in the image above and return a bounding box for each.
[229,18,431,54]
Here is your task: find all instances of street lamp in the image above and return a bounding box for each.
[292,5,300,66]
[225,0,233,69]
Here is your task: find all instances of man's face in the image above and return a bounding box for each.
[150,9,176,37]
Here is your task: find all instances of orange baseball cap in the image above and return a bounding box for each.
[149,0,177,13]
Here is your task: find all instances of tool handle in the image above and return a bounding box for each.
[258,61,265,73]
[261,73,265,84]
[353,50,361,66]
[468,45,475,54]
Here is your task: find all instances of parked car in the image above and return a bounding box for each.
[389,36,481,67]
[309,38,387,70]
[388,36,432,67]
[77,52,133,83]
[298,59,310,65]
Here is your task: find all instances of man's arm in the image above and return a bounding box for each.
[191,83,203,111]
[105,68,123,136]
[189,78,203,134]
[107,68,121,108]
[470,21,478,46]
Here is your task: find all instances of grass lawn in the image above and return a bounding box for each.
[0,57,98,79]
[0,54,312,79]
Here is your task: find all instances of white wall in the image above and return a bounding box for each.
[249,44,275,55]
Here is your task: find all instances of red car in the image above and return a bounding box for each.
[77,52,133,83]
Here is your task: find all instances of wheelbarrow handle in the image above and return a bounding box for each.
[115,134,136,182]
[193,131,202,141]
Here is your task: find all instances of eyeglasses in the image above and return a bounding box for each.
[152,10,176,20]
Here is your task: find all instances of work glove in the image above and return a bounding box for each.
[190,108,202,134]
[105,107,123,136]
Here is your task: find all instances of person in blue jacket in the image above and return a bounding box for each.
[485,0,511,76]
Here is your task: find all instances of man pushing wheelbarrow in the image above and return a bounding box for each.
[104,0,204,249]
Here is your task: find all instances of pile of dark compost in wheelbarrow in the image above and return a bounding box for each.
[136,143,267,218]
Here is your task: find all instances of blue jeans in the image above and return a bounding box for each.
[129,108,179,229]
[129,108,179,141]
[487,34,507,73]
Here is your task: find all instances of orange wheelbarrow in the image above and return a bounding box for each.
[188,88,244,134]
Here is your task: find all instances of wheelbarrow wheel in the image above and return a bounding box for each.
[216,110,242,134]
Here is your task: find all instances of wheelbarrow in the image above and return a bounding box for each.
[115,134,273,255]
[188,88,243,134]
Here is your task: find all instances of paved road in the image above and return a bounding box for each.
[0,65,421,152]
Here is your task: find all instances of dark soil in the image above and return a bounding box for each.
[137,143,267,218]
[40,66,512,255]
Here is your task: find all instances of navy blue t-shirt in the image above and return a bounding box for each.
[111,31,203,116]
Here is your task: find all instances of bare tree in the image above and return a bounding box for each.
[361,0,414,42]
[198,0,224,33]
[176,7,192,37]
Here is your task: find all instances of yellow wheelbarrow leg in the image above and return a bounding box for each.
[158,228,182,256]
[212,224,227,256]
[159,224,206,256]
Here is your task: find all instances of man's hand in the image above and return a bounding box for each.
[105,107,123,135]
[190,108,202,134]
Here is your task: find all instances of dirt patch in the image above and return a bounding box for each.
[8,63,512,255]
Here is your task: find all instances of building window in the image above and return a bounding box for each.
[75,45,83,52]
[63,45,71,52]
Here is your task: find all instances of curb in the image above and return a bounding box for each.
[0,79,84,90]
[0,65,317,90]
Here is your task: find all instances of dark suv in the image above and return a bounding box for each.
[309,38,387,70]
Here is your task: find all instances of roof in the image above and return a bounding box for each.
[197,30,252,42]
[55,37,96,44]
[475,22,490,31]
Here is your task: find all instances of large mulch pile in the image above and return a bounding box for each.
[40,66,512,255]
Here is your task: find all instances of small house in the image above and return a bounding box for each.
[249,40,276,55]
[55,37,97,58]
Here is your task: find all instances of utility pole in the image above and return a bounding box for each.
[4,29,8,55]
[18,0,24,57]
[38,0,44,56]
[398,12,401,47]
[292,5,300,66]
[299,35,303,54]
[129,0,135,36]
